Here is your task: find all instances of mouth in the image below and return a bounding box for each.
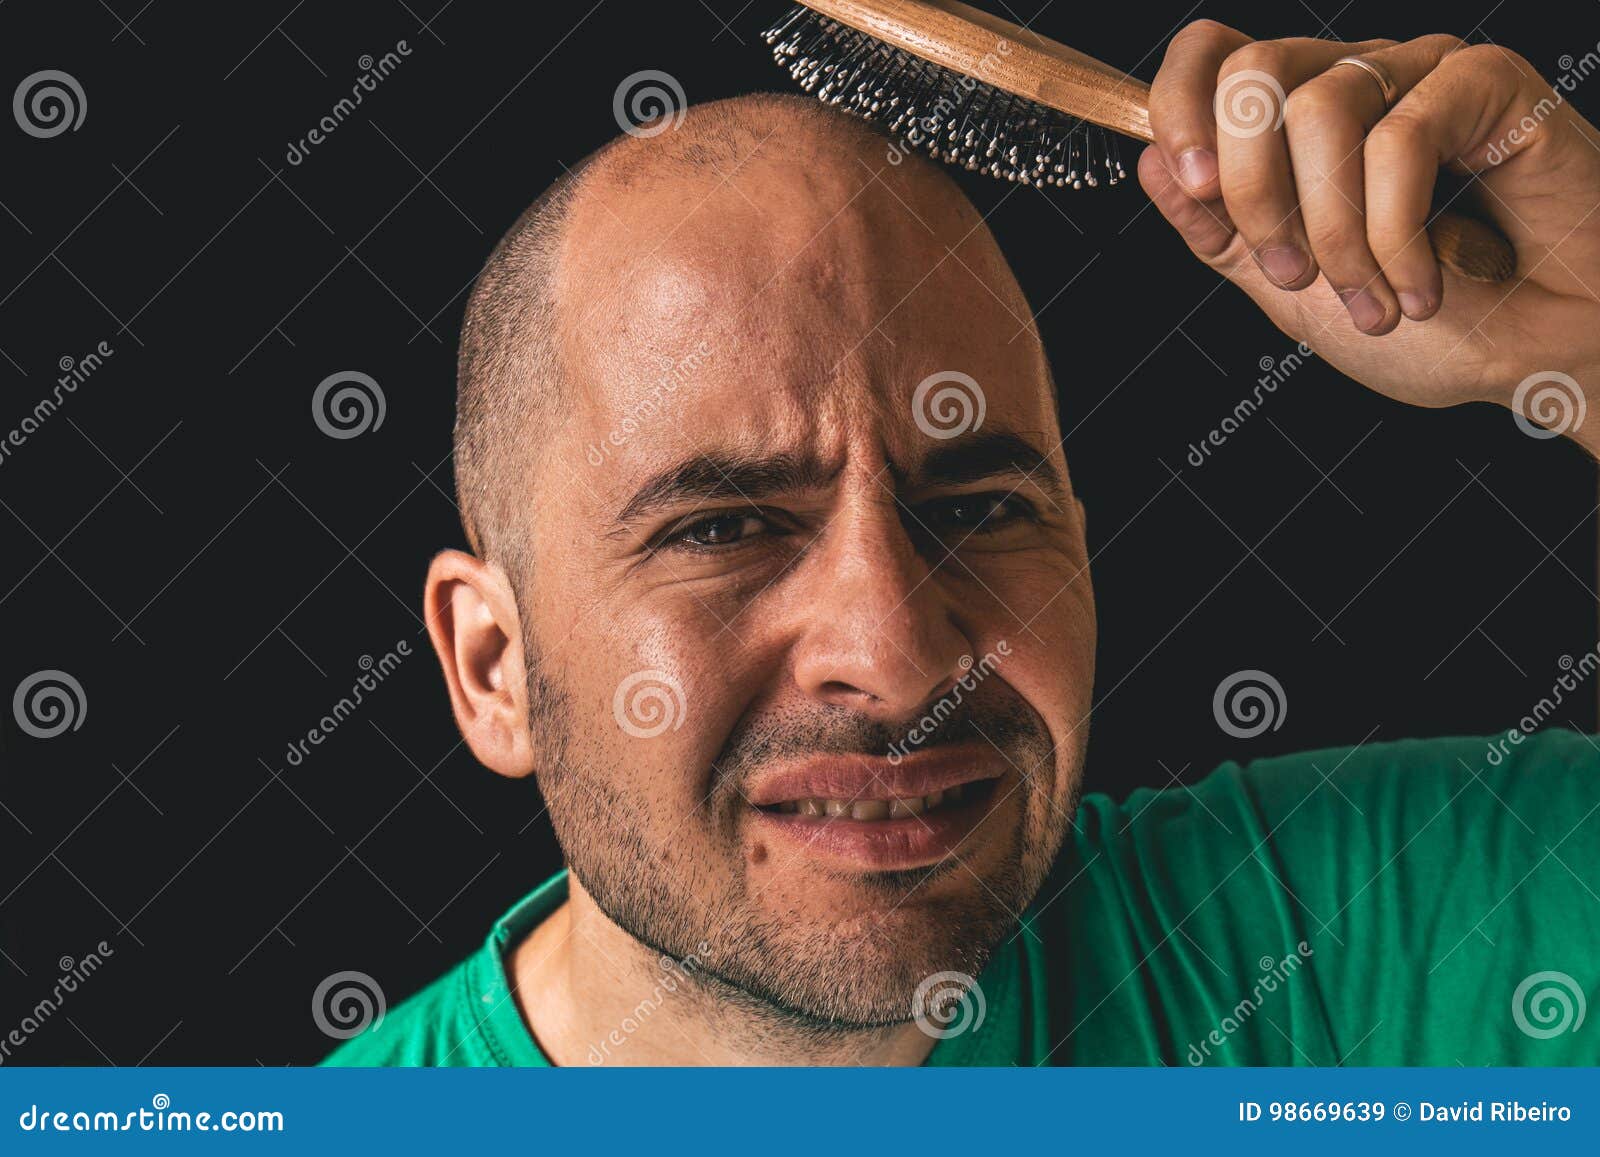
[755,780,983,820]
[744,746,1008,871]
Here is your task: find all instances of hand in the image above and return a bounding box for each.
[1138,22,1600,453]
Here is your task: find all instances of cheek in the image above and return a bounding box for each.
[1005,647,1093,754]
[573,591,770,804]
[952,550,1096,652]
[955,556,1096,732]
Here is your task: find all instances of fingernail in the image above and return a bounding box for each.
[1257,246,1309,287]
[1397,290,1434,319]
[1176,148,1218,192]
[1338,288,1387,333]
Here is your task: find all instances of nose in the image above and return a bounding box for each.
[789,497,973,719]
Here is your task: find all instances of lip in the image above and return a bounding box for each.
[742,744,1005,808]
[742,743,1011,871]
[748,778,1005,871]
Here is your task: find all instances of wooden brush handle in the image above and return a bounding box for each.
[804,0,1516,282]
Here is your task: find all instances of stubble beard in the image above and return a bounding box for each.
[526,652,1078,1035]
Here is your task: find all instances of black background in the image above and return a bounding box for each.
[1,0,1596,1065]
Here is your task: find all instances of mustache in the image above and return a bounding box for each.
[710,682,1049,789]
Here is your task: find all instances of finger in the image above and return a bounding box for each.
[1287,37,1462,333]
[1149,20,1251,200]
[1368,43,1573,309]
[1216,38,1396,294]
[1137,144,1240,264]
[1360,37,1472,320]
[1138,143,1342,337]
[1440,42,1586,174]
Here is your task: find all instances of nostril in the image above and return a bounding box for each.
[816,680,872,706]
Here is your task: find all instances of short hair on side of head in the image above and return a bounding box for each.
[453,157,588,579]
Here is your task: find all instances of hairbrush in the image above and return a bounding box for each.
[762,0,1514,282]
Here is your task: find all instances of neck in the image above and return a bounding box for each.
[509,874,939,1066]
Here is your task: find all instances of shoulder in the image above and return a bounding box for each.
[1032,730,1600,1064]
[1086,728,1599,847]
[1057,729,1600,948]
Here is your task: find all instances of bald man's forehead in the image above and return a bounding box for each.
[554,150,1039,366]
[539,125,1059,506]
[556,224,1051,438]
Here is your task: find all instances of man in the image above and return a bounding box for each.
[326,24,1600,1066]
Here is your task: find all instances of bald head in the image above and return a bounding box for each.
[453,91,1042,579]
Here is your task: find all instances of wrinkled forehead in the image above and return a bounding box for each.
[553,153,1060,491]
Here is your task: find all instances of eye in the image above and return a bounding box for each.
[922,492,1033,534]
[665,511,771,550]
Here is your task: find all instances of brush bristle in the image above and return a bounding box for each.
[761,4,1125,189]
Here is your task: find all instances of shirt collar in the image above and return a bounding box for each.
[474,870,1031,1066]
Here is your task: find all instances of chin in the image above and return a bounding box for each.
[706,869,1024,1029]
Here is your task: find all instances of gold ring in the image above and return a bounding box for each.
[1331,55,1399,111]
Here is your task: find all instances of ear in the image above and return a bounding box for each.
[423,549,536,779]
[1074,496,1088,539]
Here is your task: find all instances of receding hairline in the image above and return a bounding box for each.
[451,92,1025,575]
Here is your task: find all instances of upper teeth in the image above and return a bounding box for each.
[775,784,965,819]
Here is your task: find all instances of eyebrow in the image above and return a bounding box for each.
[914,431,1066,502]
[611,430,1065,527]
[613,451,840,526]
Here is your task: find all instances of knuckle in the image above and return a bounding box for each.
[1305,218,1368,260]
[1365,112,1427,157]
[1212,47,1292,139]
[1454,41,1527,78]
[1220,40,1292,82]
[1174,19,1237,52]
[1363,211,1411,257]
[1419,32,1469,57]
[1283,80,1343,125]
[1365,234,1399,266]
[1367,232,1415,271]
[1221,166,1287,210]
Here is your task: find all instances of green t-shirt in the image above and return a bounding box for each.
[323,731,1600,1066]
